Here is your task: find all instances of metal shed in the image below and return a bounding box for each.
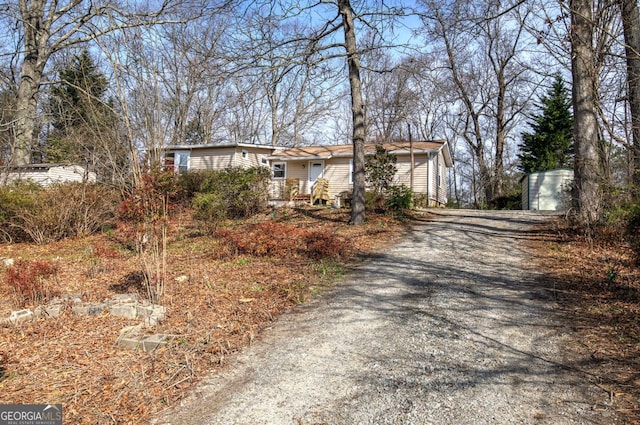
[521,169,573,211]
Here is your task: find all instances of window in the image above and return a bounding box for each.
[261,158,269,165]
[437,159,445,188]
[164,151,189,173]
[176,152,189,173]
[272,162,286,179]
[241,150,248,159]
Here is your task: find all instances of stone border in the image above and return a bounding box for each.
[1,293,171,352]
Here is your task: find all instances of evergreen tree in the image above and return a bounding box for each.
[50,50,108,135]
[45,50,127,183]
[518,75,574,174]
[365,145,397,195]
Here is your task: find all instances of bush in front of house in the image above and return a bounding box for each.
[194,166,271,221]
[364,190,386,212]
[214,221,348,260]
[176,170,215,201]
[192,192,227,231]
[386,184,413,215]
[0,181,41,242]
[0,182,119,244]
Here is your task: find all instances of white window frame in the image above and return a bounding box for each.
[272,162,286,179]
[241,149,249,159]
[165,150,189,173]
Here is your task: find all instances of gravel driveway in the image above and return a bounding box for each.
[153,209,619,425]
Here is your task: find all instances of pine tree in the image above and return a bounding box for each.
[518,75,574,174]
[45,50,126,183]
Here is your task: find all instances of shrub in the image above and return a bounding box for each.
[413,193,429,209]
[365,145,397,195]
[5,259,58,306]
[118,167,179,303]
[303,230,347,260]
[119,167,180,223]
[192,192,227,231]
[0,181,41,242]
[0,182,119,244]
[176,170,215,201]
[214,221,347,260]
[489,191,523,210]
[196,167,271,219]
[386,185,413,214]
[365,191,386,212]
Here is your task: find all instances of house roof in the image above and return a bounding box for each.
[270,140,453,167]
[1,163,84,171]
[164,142,276,151]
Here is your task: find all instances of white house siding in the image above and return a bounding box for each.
[269,160,305,200]
[2,165,95,186]
[268,153,448,204]
[232,147,271,169]
[428,154,437,205]
[187,147,234,170]
[436,152,448,205]
[268,159,351,201]
[323,158,352,198]
[394,155,429,194]
[522,169,573,211]
[424,152,448,207]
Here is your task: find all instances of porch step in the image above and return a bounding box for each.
[292,194,311,202]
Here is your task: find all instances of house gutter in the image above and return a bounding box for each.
[268,155,333,161]
[268,148,438,162]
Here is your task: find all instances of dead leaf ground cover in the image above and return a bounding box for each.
[3,208,639,424]
[0,206,407,424]
[529,218,640,423]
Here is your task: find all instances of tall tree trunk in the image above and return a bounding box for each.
[14,68,40,165]
[570,0,602,227]
[621,0,640,185]
[494,71,506,201]
[339,0,366,225]
[14,0,49,165]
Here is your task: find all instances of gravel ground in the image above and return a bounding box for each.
[152,209,620,425]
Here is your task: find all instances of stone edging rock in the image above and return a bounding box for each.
[1,292,171,352]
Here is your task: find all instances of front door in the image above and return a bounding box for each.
[308,161,324,189]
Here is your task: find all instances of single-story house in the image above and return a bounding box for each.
[164,140,453,207]
[0,164,96,186]
[268,140,453,207]
[521,168,574,211]
[163,142,274,173]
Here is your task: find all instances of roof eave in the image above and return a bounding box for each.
[165,142,276,151]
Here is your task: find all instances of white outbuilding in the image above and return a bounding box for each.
[1,164,96,186]
[521,168,574,211]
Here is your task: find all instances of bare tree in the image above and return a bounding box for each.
[418,0,534,206]
[620,0,640,184]
[570,0,603,227]
[1,0,189,166]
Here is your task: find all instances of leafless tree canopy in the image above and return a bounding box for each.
[0,0,637,218]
